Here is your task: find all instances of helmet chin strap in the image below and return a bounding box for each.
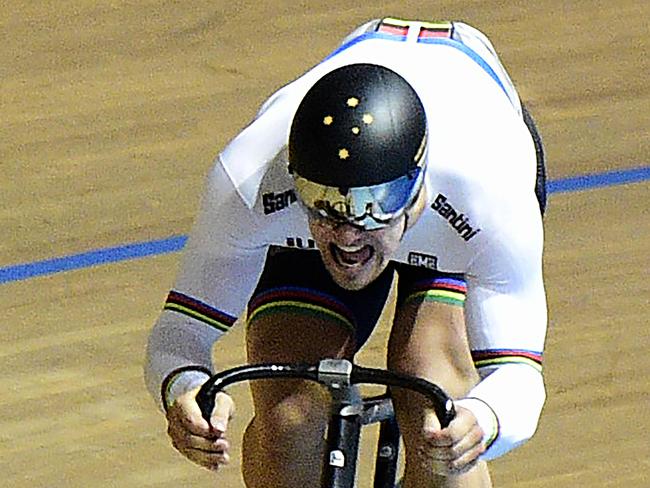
[402,214,409,238]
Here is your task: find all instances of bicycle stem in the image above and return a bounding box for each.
[317,359,365,488]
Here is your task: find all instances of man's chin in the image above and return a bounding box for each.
[324,260,380,291]
[332,274,372,291]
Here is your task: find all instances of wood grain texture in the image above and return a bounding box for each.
[1,1,648,486]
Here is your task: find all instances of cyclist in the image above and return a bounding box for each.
[145,18,548,488]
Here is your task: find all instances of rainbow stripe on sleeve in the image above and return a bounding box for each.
[164,290,237,332]
[472,349,543,372]
[403,277,467,307]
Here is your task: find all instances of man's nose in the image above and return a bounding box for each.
[332,222,364,242]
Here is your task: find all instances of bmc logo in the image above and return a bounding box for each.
[431,193,481,242]
[408,252,438,270]
[263,190,297,215]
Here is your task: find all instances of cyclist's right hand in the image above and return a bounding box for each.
[166,386,234,471]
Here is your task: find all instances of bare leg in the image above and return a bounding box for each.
[241,310,355,488]
[388,299,492,488]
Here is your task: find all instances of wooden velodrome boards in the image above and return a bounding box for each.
[1,1,648,487]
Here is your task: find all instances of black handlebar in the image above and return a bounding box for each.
[195,360,455,428]
[351,365,456,427]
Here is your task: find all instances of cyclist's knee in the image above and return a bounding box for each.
[242,387,328,488]
[252,385,330,438]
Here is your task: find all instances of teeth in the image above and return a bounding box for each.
[338,245,364,252]
[331,244,373,268]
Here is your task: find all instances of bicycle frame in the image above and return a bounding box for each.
[196,359,455,488]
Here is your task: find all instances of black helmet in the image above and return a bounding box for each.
[289,63,428,229]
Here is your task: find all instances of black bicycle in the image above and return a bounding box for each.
[196,359,455,488]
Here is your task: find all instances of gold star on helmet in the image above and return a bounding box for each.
[338,148,350,159]
[347,97,359,108]
[362,113,374,125]
[351,127,360,135]
[323,115,333,125]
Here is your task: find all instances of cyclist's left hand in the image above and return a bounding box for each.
[421,406,486,475]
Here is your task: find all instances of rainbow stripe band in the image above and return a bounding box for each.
[247,287,356,333]
[466,396,500,449]
[472,349,543,372]
[376,21,408,37]
[164,290,237,332]
[377,18,453,40]
[485,421,499,450]
[418,20,454,39]
[403,277,467,307]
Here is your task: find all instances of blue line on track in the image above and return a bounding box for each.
[0,236,188,285]
[547,166,649,194]
[1,166,648,285]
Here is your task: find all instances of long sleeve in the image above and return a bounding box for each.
[460,179,548,459]
[144,161,268,410]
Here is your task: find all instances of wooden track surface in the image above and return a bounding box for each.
[1,2,648,487]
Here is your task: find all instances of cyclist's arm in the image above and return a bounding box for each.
[144,78,305,412]
[459,189,547,461]
[144,160,268,411]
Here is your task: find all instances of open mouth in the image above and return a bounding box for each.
[330,244,374,268]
